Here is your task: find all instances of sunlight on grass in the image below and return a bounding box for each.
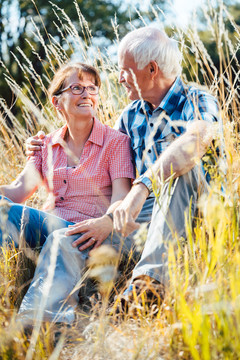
[0,1,240,359]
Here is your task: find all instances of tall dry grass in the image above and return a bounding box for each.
[0,1,240,359]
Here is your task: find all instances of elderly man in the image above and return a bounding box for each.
[110,26,220,306]
[25,27,221,318]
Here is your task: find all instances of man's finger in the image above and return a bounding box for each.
[26,151,35,157]
[122,221,140,237]
[113,209,126,232]
[37,130,46,139]
[25,145,42,151]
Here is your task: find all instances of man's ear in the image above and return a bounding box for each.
[52,96,61,111]
[149,61,158,78]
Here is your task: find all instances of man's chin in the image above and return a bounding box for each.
[127,90,139,101]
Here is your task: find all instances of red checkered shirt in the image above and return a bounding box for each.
[28,118,135,223]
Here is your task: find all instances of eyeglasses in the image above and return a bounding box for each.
[55,83,99,96]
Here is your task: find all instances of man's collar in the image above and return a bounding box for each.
[157,76,185,116]
[136,77,185,116]
[51,117,104,147]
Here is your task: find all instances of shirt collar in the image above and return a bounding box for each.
[51,124,68,145]
[139,100,153,116]
[157,76,185,116]
[87,117,104,146]
[51,117,104,147]
[137,76,185,117]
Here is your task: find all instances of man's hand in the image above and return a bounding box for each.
[65,215,113,251]
[113,183,149,237]
[25,131,46,156]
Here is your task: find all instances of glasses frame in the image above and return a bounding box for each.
[55,83,99,96]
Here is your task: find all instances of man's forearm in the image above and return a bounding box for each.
[145,120,213,182]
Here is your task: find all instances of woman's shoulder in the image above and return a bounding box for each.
[43,126,67,145]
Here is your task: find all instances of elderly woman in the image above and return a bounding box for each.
[0,62,135,324]
[0,62,134,249]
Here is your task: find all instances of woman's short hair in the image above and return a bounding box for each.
[118,27,182,78]
[48,62,101,99]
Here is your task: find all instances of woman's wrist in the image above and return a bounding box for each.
[106,212,113,222]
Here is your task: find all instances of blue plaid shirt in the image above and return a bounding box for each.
[114,76,221,177]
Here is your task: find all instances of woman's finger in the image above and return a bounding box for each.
[71,232,92,247]
[78,237,97,251]
[67,220,88,228]
[65,224,87,235]
[91,239,103,250]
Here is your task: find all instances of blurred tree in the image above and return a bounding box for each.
[0,0,164,120]
[182,2,240,121]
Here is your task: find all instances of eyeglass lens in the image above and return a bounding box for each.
[71,84,98,95]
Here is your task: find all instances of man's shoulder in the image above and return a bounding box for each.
[103,123,130,141]
[179,81,220,123]
[184,81,217,101]
[117,100,143,129]
[121,100,142,115]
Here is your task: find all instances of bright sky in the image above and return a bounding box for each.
[171,0,204,27]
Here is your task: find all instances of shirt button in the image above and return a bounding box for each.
[150,123,154,127]
[148,149,152,153]
[60,197,64,201]
[63,180,67,184]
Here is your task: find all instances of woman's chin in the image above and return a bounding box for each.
[77,108,94,117]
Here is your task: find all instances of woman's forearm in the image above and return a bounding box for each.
[0,164,41,203]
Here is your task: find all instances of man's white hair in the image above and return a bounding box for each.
[118,27,182,78]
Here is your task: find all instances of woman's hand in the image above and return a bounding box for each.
[65,215,113,251]
[25,131,46,156]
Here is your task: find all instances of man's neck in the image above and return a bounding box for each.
[148,77,177,109]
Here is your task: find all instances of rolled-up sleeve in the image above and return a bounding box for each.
[108,134,136,182]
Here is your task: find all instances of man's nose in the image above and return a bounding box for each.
[119,70,125,83]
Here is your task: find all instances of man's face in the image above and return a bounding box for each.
[118,51,151,101]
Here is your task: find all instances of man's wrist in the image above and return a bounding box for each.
[133,174,153,195]
[131,182,150,200]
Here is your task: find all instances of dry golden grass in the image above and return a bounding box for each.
[0,2,240,359]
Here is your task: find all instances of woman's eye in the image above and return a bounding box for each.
[73,86,82,91]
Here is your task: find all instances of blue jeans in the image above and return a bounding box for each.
[132,166,207,285]
[0,197,73,248]
[18,167,205,325]
[18,197,155,325]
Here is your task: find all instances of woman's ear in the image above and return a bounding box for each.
[52,96,62,111]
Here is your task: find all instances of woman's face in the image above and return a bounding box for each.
[54,70,99,121]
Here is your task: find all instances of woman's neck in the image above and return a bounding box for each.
[66,117,94,159]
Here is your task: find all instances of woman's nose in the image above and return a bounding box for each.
[81,88,90,97]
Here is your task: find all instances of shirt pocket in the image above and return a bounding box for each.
[132,137,145,159]
[155,132,177,154]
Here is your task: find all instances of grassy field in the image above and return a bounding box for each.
[0,3,240,359]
